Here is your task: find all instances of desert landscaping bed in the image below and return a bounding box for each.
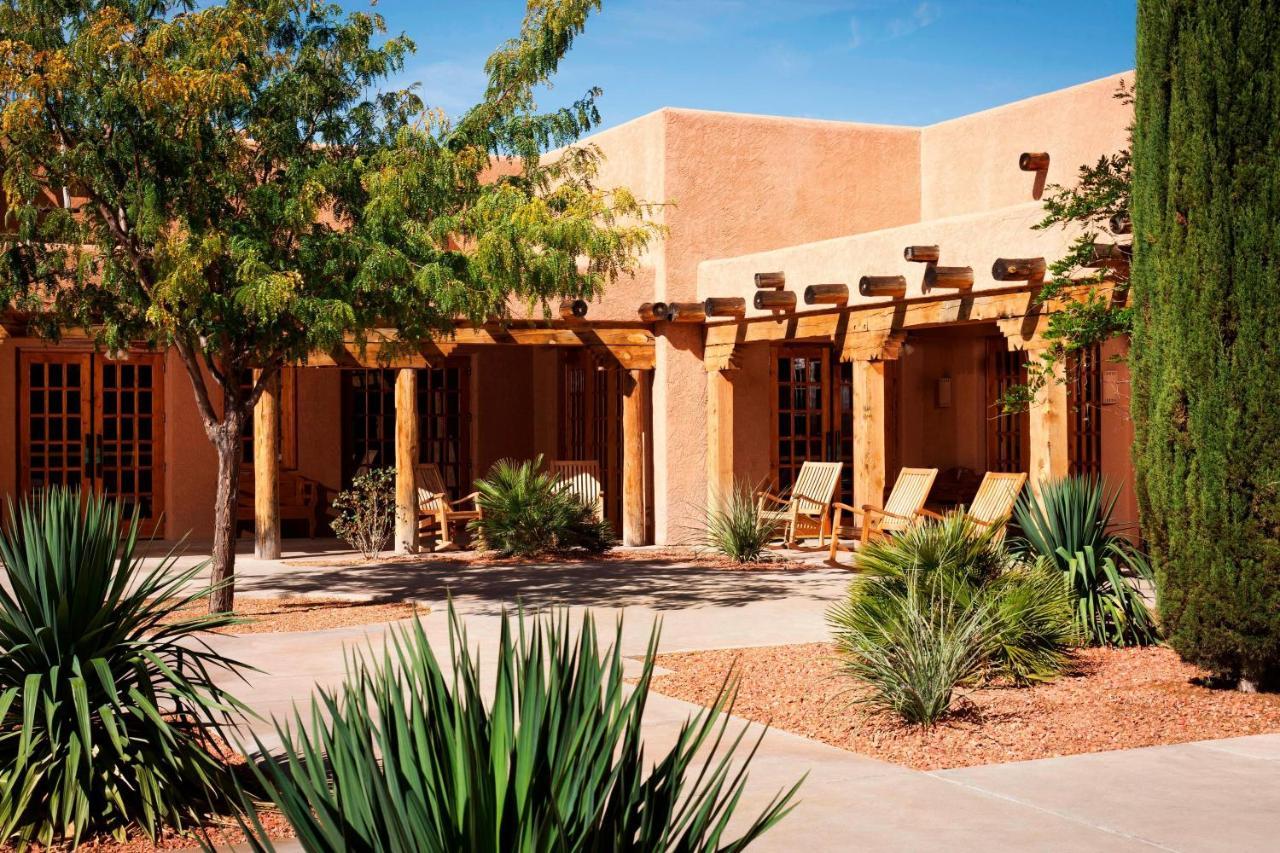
[164,596,423,634]
[649,643,1280,771]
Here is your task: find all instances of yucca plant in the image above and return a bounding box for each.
[236,606,800,851]
[0,488,249,848]
[1012,476,1157,646]
[704,480,780,562]
[471,456,614,557]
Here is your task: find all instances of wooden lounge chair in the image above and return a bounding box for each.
[551,459,604,520]
[237,471,322,538]
[920,471,1027,539]
[415,463,481,551]
[756,461,843,547]
[827,467,939,565]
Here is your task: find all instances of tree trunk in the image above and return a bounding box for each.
[208,416,245,614]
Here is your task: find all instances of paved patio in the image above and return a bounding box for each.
[185,542,1276,851]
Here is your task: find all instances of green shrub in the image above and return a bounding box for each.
[829,571,993,726]
[330,467,397,559]
[705,480,781,562]
[0,488,248,848]
[828,515,1077,724]
[470,457,614,557]
[235,606,800,851]
[1012,476,1157,646]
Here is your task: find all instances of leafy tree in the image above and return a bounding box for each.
[1131,0,1280,688]
[0,0,657,611]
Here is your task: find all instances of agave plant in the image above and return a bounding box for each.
[0,488,249,848]
[704,480,781,562]
[1012,475,1157,646]
[470,456,614,557]
[236,606,799,851]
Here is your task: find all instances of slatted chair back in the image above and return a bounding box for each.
[552,459,604,520]
[880,467,939,534]
[790,461,843,517]
[968,471,1027,528]
[414,463,450,516]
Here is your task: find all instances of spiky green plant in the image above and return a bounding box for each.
[470,456,614,557]
[704,480,781,563]
[0,488,249,848]
[1012,476,1157,646]
[235,606,800,851]
[829,571,994,726]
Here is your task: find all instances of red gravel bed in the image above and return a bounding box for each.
[649,643,1280,771]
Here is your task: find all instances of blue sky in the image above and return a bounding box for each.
[356,1,1136,130]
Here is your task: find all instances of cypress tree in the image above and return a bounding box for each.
[1131,0,1280,688]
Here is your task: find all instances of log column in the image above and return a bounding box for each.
[394,368,420,554]
[706,367,735,513]
[1024,339,1069,490]
[622,368,652,546]
[253,369,281,559]
[851,358,887,512]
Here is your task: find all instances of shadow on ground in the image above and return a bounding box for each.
[234,556,847,614]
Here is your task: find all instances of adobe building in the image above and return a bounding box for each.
[0,72,1136,549]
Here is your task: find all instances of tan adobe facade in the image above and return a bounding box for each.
[0,71,1136,547]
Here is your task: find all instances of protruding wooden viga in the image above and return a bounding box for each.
[923,265,974,291]
[858,275,907,298]
[991,257,1047,282]
[560,298,588,319]
[703,297,746,318]
[804,283,849,306]
[665,302,707,323]
[637,302,667,322]
[1019,151,1050,171]
[754,271,785,289]
[754,290,796,311]
[903,245,940,263]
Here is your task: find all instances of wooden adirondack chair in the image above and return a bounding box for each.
[551,460,604,521]
[921,471,1026,539]
[827,467,939,565]
[756,461,843,547]
[415,463,481,551]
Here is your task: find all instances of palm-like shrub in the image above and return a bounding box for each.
[470,457,613,557]
[0,488,248,848]
[1012,476,1157,646]
[705,480,780,562]
[829,515,1077,724]
[236,607,799,851]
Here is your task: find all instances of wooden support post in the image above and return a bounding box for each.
[253,369,281,559]
[394,367,419,554]
[851,359,887,511]
[804,283,849,306]
[706,367,735,513]
[754,290,796,311]
[1024,341,1069,490]
[622,368,651,546]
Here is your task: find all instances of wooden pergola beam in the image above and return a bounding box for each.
[703,297,746,318]
[903,245,940,263]
[559,299,588,320]
[665,302,706,323]
[991,257,1047,282]
[1019,151,1050,171]
[858,275,907,298]
[637,302,667,322]
[754,271,785,289]
[804,283,849,306]
[923,265,974,292]
[753,290,796,311]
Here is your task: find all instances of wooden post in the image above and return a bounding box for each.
[1025,341,1069,490]
[394,367,419,554]
[253,369,281,559]
[622,368,651,546]
[706,367,735,513]
[851,359,887,511]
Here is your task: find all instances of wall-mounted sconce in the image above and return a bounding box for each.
[935,376,952,409]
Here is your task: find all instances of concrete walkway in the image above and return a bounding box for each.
[193,545,1276,852]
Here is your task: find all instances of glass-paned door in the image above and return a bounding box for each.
[985,338,1031,474]
[19,351,165,534]
[558,350,624,528]
[342,369,398,483]
[774,346,831,496]
[1068,343,1103,476]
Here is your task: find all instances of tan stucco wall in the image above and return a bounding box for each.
[920,72,1133,221]
[895,330,991,475]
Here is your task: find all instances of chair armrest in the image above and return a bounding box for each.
[755,492,790,508]
[792,495,827,513]
[451,491,481,509]
[918,508,945,521]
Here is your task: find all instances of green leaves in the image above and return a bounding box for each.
[236,605,800,852]
[0,487,250,848]
[471,456,613,558]
[703,480,781,563]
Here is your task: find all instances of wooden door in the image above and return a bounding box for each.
[773,346,833,496]
[558,350,623,528]
[1068,343,1103,476]
[19,351,165,534]
[985,338,1031,474]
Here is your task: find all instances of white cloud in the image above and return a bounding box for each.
[887,1,941,38]
[849,17,864,49]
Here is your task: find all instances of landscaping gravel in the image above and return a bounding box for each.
[165,595,423,634]
[649,643,1280,770]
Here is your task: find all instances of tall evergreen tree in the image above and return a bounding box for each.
[0,0,656,612]
[1131,0,1280,688]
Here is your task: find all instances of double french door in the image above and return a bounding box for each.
[559,349,624,529]
[19,351,165,534]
